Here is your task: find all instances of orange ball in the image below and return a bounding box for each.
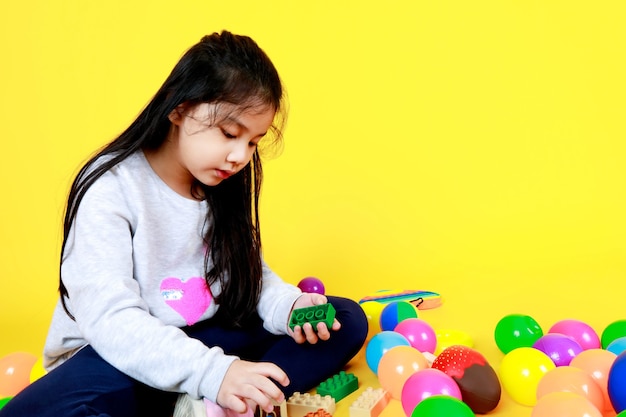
[570,348,617,412]
[536,366,605,412]
[377,345,429,400]
[0,352,37,397]
[532,392,602,417]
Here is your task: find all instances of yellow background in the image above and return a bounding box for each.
[1,1,625,416]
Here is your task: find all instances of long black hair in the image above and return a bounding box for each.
[60,31,286,327]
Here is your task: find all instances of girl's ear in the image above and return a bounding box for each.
[168,105,185,125]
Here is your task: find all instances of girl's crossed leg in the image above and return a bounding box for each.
[0,296,367,417]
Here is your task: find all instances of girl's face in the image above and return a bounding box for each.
[167,102,275,190]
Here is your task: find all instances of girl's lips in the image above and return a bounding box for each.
[215,169,233,179]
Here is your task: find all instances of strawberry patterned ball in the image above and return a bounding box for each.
[432,345,501,414]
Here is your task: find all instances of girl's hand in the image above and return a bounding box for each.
[216,359,289,414]
[289,293,341,344]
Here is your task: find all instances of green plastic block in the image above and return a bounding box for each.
[316,371,358,402]
[289,303,336,332]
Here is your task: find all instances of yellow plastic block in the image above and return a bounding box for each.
[349,387,391,417]
[286,392,336,416]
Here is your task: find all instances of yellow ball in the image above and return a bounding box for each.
[499,347,555,406]
[360,301,385,341]
[434,328,474,355]
[29,356,47,383]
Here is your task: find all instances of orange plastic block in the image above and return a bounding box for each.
[303,409,332,417]
[349,387,391,417]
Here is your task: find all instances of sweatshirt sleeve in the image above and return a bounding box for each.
[61,175,233,402]
[256,260,302,334]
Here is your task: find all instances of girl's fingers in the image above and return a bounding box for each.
[219,360,289,413]
[303,322,320,344]
[315,322,331,341]
[313,294,328,305]
[292,325,306,344]
[254,362,290,388]
[244,371,286,411]
[222,394,248,414]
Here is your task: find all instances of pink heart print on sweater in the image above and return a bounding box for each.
[160,277,212,326]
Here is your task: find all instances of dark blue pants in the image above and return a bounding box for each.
[0,296,367,417]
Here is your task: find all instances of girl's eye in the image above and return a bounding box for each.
[221,129,237,139]
[249,142,259,148]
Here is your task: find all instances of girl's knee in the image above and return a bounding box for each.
[328,296,368,345]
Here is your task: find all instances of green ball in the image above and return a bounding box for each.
[411,395,475,417]
[0,398,12,410]
[602,320,626,349]
[494,314,543,354]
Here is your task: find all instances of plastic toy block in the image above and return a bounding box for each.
[288,303,336,332]
[316,371,358,402]
[286,392,336,416]
[303,409,332,417]
[349,387,391,417]
[254,400,287,416]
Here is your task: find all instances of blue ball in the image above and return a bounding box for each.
[608,336,626,356]
[379,301,419,332]
[609,351,626,412]
[365,330,410,375]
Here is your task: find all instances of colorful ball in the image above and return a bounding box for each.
[532,333,583,367]
[378,345,429,400]
[29,356,46,383]
[435,329,474,355]
[360,301,385,341]
[432,345,501,414]
[602,320,626,349]
[394,318,437,354]
[410,395,475,417]
[494,314,543,354]
[365,331,411,375]
[379,301,419,332]
[536,366,605,411]
[531,391,602,417]
[607,336,626,356]
[549,319,601,351]
[608,351,626,412]
[297,276,325,294]
[401,369,462,417]
[499,347,555,406]
[570,348,617,412]
[0,352,38,398]
[0,397,11,410]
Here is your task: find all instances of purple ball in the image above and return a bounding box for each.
[297,276,325,294]
[532,333,583,366]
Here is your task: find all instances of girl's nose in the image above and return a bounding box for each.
[227,141,251,164]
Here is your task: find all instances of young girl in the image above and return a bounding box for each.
[0,31,367,417]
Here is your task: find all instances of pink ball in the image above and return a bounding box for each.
[400,368,462,416]
[394,318,437,354]
[533,333,583,367]
[297,277,325,294]
[549,319,601,351]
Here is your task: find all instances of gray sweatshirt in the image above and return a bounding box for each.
[43,151,302,402]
